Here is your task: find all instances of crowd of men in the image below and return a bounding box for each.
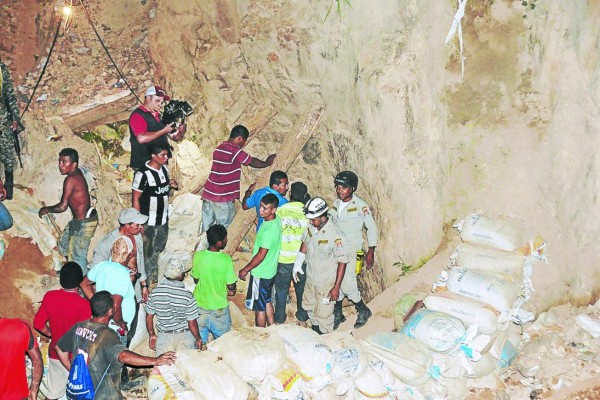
[0,82,378,399]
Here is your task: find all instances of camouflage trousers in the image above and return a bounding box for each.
[0,118,16,173]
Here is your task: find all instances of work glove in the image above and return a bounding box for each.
[293,253,306,283]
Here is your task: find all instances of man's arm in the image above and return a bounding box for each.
[248,154,276,168]
[135,123,174,144]
[187,319,202,350]
[80,276,96,299]
[118,349,177,366]
[33,302,52,338]
[145,313,157,350]
[132,190,142,211]
[55,345,72,371]
[112,294,127,330]
[39,177,74,217]
[328,262,347,302]
[241,183,256,210]
[227,282,236,296]
[27,346,43,400]
[361,204,378,268]
[238,247,268,281]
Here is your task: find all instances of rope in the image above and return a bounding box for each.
[20,20,61,119]
[78,0,142,104]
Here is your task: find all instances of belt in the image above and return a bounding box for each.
[160,327,189,334]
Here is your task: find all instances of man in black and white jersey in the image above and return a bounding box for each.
[132,141,178,283]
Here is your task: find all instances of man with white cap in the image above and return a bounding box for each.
[128,85,185,170]
[146,257,201,354]
[91,207,149,303]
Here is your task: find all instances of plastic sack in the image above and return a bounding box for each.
[392,294,418,331]
[174,350,250,400]
[353,359,395,399]
[449,242,531,282]
[447,268,521,312]
[252,362,306,400]
[165,193,203,252]
[271,324,334,391]
[207,327,286,386]
[423,291,502,335]
[361,332,433,385]
[454,214,524,252]
[147,365,195,400]
[321,331,370,396]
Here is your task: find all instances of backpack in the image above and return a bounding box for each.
[66,331,112,400]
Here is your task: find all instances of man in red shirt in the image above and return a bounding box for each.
[0,318,43,400]
[128,85,185,170]
[201,125,275,231]
[33,261,91,399]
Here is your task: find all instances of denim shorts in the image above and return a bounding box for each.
[197,307,232,343]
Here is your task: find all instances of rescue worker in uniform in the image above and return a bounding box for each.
[330,171,376,329]
[292,197,348,334]
[0,60,21,200]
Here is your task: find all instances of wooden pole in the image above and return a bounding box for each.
[224,105,325,255]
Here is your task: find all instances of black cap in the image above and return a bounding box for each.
[60,261,84,289]
[291,182,310,204]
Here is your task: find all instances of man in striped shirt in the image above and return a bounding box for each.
[146,260,201,354]
[132,141,178,282]
[201,125,275,232]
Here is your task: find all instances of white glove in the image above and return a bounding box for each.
[293,253,306,283]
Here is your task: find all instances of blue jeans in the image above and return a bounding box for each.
[197,306,232,343]
[0,202,12,231]
[142,223,169,282]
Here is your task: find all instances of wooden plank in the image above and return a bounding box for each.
[224,105,325,255]
[178,104,279,196]
[61,92,137,132]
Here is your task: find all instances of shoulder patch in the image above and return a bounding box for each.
[362,205,370,216]
[335,238,343,247]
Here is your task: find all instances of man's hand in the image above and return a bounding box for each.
[11,121,18,132]
[141,286,149,303]
[28,389,38,400]
[155,351,177,366]
[366,248,375,269]
[292,263,304,283]
[266,154,276,166]
[148,334,157,351]
[38,207,49,218]
[328,286,340,303]
[246,183,256,193]
[170,123,186,142]
[238,267,249,281]
[195,337,203,350]
[169,180,179,190]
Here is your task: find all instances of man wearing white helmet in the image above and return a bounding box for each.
[292,197,348,334]
[330,171,376,329]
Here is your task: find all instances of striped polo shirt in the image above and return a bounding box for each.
[277,201,308,264]
[145,278,199,333]
[132,162,170,226]
[202,141,253,203]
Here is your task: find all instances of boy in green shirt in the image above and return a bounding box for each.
[191,224,237,344]
[238,194,282,327]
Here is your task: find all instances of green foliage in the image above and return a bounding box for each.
[394,258,412,277]
[324,0,352,21]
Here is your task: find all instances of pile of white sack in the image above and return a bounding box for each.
[146,213,548,400]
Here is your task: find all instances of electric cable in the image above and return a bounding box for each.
[20,20,61,119]
[78,0,142,104]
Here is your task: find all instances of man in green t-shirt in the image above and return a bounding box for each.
[238,194,282,327]
[191,224,237,345]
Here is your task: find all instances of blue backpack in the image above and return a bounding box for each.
[66,333,111,400]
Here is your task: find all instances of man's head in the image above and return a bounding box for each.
[58,148,79,175]
[207,224,228,250]
[59,261,83,289]
[334,171,359,202]
[259,193,279,221]
[303,197,329,230]
[144,85,170,113]
[118,208,147,236]
[290,182,310,204]
[228,125,250,147]
[164,258,192,281]
[269,171,289,196]
[110,237,134,266]
[148,141,171,167]
[91,291,114,318]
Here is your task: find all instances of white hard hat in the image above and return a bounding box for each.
[304,197,328,219]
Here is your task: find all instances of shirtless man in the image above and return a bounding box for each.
[39,148,98,273]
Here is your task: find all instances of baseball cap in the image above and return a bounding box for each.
[164,260,192,279]
[118,208,148,225]
[145,85,170,100]
[291,182,310,203]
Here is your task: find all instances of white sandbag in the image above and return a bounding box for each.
[129,304,148,351]
[463,353,497,379]
[175,349,251,400]
[401,309,490,360]
[271,324,334,391]
[423,291,502,335]
[147,365,195,400]
[454,214,525,252]
[253,362,306,400]
[361,332,433,385]
[353,359,395,399]
[447,268,521,312]
[321,331,370,396]
[207,327,286,386]
[165,193,203,252]
[449,242,531,282]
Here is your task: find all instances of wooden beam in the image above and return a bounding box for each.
[61,92,137,132]
[224,105,325,255]
[177,104,279,196]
